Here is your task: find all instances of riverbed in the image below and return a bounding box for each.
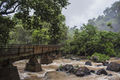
[13,58,120,80]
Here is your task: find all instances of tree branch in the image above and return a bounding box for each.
[0,0,20,15]
[0,3,20,15]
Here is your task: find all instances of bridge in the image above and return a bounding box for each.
[0,44,61,80]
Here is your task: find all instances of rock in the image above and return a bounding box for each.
[70,57,76,60]
[64,64,74,73]
[102,62,109,66]
[56,64,74,73]
[75,67,91,77]
[107,62,120,72]
[85,61,92,66]
[90,70,95,73]
[91,56,98,62]
[108,74,112,76]
[96,69,108,75]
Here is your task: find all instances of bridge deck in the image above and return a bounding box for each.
[0,44,61,62]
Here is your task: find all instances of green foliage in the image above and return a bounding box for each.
[0,0,69,45]
[32,28,50,44]
[91,52,110,62]
[0,16,14,45]
[63,24,120,58]
[9,25,32,44]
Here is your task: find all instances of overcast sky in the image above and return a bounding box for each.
[62,0,119,28]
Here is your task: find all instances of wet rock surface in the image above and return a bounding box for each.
[56,64,74,73]
[96,69,108,75]
[107,62,120,72]
[85,61,92,66]
[102,62,109,66]
[75,67,90,77]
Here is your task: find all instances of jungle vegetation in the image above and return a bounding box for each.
[0,0,120,61]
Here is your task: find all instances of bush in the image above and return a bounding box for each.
[91,52,110,62]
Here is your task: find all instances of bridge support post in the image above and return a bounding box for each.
[53,50,61,59]
[0,60,20,80]
[40,53,53,64]
[25,56,42,72]
[57,50,62,58]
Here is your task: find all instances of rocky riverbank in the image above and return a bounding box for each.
[13,58,120,80]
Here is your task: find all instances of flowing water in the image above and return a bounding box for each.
[13,58,120,80]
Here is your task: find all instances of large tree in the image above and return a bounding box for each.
[0,0,69,44]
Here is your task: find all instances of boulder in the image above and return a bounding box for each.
[91,56,98,62]
[85,61,92,66]
[64,64,74,73]
[75,67,90,77]
[108,74,112,76]
[56,64,74,73]
[90,70,95,73]
[96,69,108,75]
[102,62,109,66]
[107,62,120,72]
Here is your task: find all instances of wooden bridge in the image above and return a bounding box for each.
[0,44,62,80]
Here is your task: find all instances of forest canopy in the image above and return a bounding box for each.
[0,0,69,45]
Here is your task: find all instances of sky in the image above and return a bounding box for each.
[62,0,119,28]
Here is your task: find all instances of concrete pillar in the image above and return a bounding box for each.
[57,50,62,58]
[25,56,42,72]
[0,61,20,80]
[40,53,53,64]
[54,50,61,59]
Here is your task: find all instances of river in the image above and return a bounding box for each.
[13,58,120,80]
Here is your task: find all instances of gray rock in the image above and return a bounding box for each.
[85,61,92,66]
[96,69,108,75]
[107,62,120,72]
[75,67,91,77]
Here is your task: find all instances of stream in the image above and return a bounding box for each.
[13,58,120,80]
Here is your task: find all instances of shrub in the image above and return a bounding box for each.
[91,52,110,62]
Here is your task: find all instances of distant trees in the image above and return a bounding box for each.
[88,1,120,32]
[63,24,120,57]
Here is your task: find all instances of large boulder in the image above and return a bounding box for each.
[56,64,74,73]
[85,61,92,66]
[107,62,120,72]
[64,64,74,73]
[96,69,108,75]
[75,67,91,77]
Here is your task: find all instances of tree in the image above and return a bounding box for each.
[0,16,14,45]
[9,25,32,44]
[32,28,50,44]
[49,14,68,44]
[0,0,69,44]
[0,0,69,29]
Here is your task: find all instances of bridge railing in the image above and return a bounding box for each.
[0,44,61,56]
[0,45,34,56]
